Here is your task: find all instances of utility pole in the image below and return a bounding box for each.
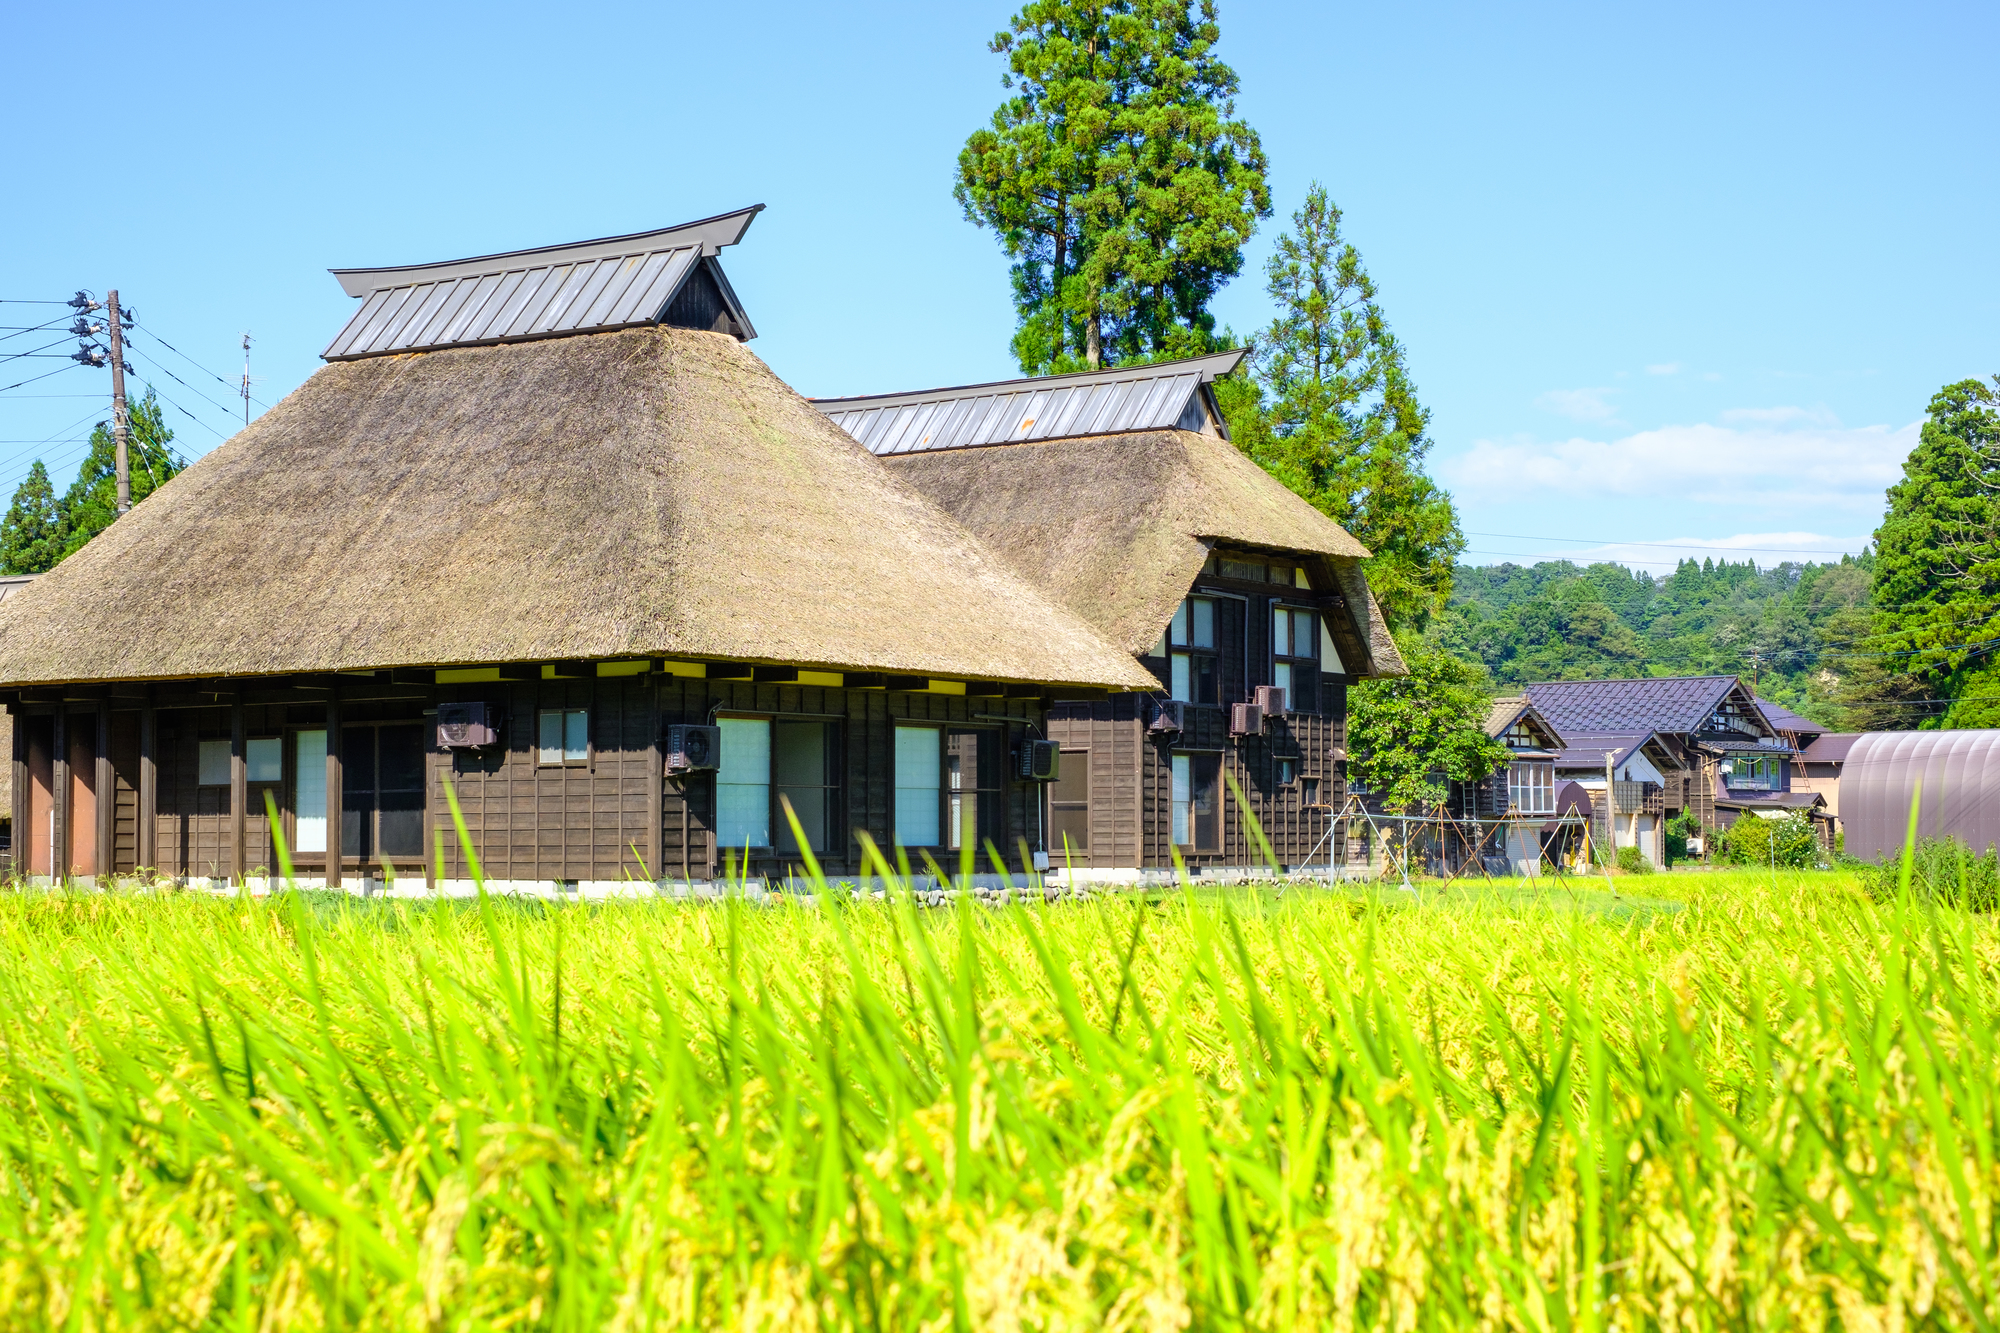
[105,291,131,515]
[241,333,253,426]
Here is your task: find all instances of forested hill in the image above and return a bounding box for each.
[1434,555,1874,723]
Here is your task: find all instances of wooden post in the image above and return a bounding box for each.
[230,697,246,885]
[325,693,342,889]
[138,702,156,874]
[648,681,664,887]
[94,701,111,881]
[51,710,67,883]
[8,707,24,879]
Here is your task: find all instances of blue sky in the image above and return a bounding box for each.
[4,1,1994,577]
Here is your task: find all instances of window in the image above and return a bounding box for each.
[895,725,941,847]
[1508,760,1554,815]
[536,709,589,766]
[946,731,1004,852]
[341,724,426,861]
[1501,720,1543,750]
[1277,757,1297,786]
[1166,595,1218,704]
[774,720,838,855]
[197,740,231,786]
[1171,753,1220,850]
[1272,605,1318,711]
[247,737,282,783]
[1050,750,1090,855]
[295,730,327,854]
[717,718,772,851]
[1727,755,1784,790]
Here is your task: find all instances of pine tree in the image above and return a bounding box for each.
[56,388,184,560]
[0,461,66,575]
[1870,376,2000,725]
[956,0,1269,373]
[1215,184,1463,630]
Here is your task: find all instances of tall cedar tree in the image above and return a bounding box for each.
[0,388,184,574]
[1870,376,2000,727]
[956,0,1270,373]
[1215,185,1463,630]
[1345,633,1508,812]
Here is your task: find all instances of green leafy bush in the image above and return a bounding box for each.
[1665,809,1702,865]
[1717,811,1821,868]
[1615,845,1654,875]
[1862,835,2000,911]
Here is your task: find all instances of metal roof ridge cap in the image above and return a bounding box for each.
[328,205,766,297]
[808,348,1248,406]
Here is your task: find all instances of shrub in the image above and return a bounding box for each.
[1717,810,1821,868]
[1862,835,2000,911]
[1615,844,1654,875]
[1664,809,1702,865]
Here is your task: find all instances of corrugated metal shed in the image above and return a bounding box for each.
[322,207,762,361]
[812,349,1245,455]
[1841,729,2000,862]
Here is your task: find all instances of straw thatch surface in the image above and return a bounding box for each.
[0,328,1154,690]
[879,429,1406,675]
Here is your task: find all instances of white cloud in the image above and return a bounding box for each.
[1442,416,1919,511]
[1562,532,1872,567]
[1645,362,1682,375]
[1719,405,1838,427]
[1536,387,1620,423]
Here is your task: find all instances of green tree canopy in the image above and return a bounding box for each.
[0,387,184,575]
[1346,634,1508,812]
[1868,376,2000,726]
[0,461,65,575]
[956,0,1269,373]
[1215,184,1462,630]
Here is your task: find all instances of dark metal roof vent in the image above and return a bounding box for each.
[321,206,763,361]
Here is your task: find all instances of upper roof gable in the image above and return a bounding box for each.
[1485,695,1563,750]
[1756,696,1823,737]
[1523,674,1774,740]
[812,350,1245,455]
[322,207,763,361]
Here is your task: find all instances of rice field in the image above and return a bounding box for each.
[0,847,1992,1329]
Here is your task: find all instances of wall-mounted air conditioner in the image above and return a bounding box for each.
[1016,739,1060,781]
[1231,702,1263,736]
[1255,685,1287,715]
[665,724,721,773]
[437,702,499,750]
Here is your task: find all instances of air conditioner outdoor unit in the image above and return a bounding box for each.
[1147,699,1187,738]
[1255,685,1287,715]
[436,701,499,750]
[1231,702,1264,736]
[665,723,722,773]
[1016,739,1060,782]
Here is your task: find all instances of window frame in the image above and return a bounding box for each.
[1049,747,1090,858]
[712,713,847,856]
[1163,595,1220,705]
[1171,751,1222,852]
[535,708,592,769]
[1270,602,1319,713]
[893,723,1006,852]
[1507,759,1555,816]
[338,719,429,864]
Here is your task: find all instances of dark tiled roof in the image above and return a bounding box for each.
[1801,732,1863,763]
[1525,675,1740,736]
[1716,790,1826,811]
[1756,697,1822,735]
[1552,731,1657,770]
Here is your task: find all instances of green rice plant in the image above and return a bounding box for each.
[0,795,1989,1328]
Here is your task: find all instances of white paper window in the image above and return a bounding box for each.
[1168,600,1190,647]
[1191,598,1215,649]
[1274,661,1292,696]
[717,718,772,850]
[1170,653,1192,702]
[537,709,589,765]
[895,725,941,846]
[295,730,327,853]
[1273,604,1291,656]
[247,737,282,783]
[197,740,231,786]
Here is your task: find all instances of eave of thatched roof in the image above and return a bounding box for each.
[873,428,1407,677]
[0,327,1155,692]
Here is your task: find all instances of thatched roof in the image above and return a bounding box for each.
[873,428,1406,676]
[0,327,1154,691]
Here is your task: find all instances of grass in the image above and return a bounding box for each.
[0,833,1993,1327]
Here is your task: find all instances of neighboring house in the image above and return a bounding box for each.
[1797,731,1863,833]
[1449,696,1564,873]
[1523,674,1829,853]
[0,212,1155,890]
[1840,729,2000,861]
[812,352,1407,878]
[1551,730,1682,866]
[0,576,30,853]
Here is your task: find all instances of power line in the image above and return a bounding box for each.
[0,364,79,395]
[124,345,244,423]
[128,327,266,407]
[0,299,74,305]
